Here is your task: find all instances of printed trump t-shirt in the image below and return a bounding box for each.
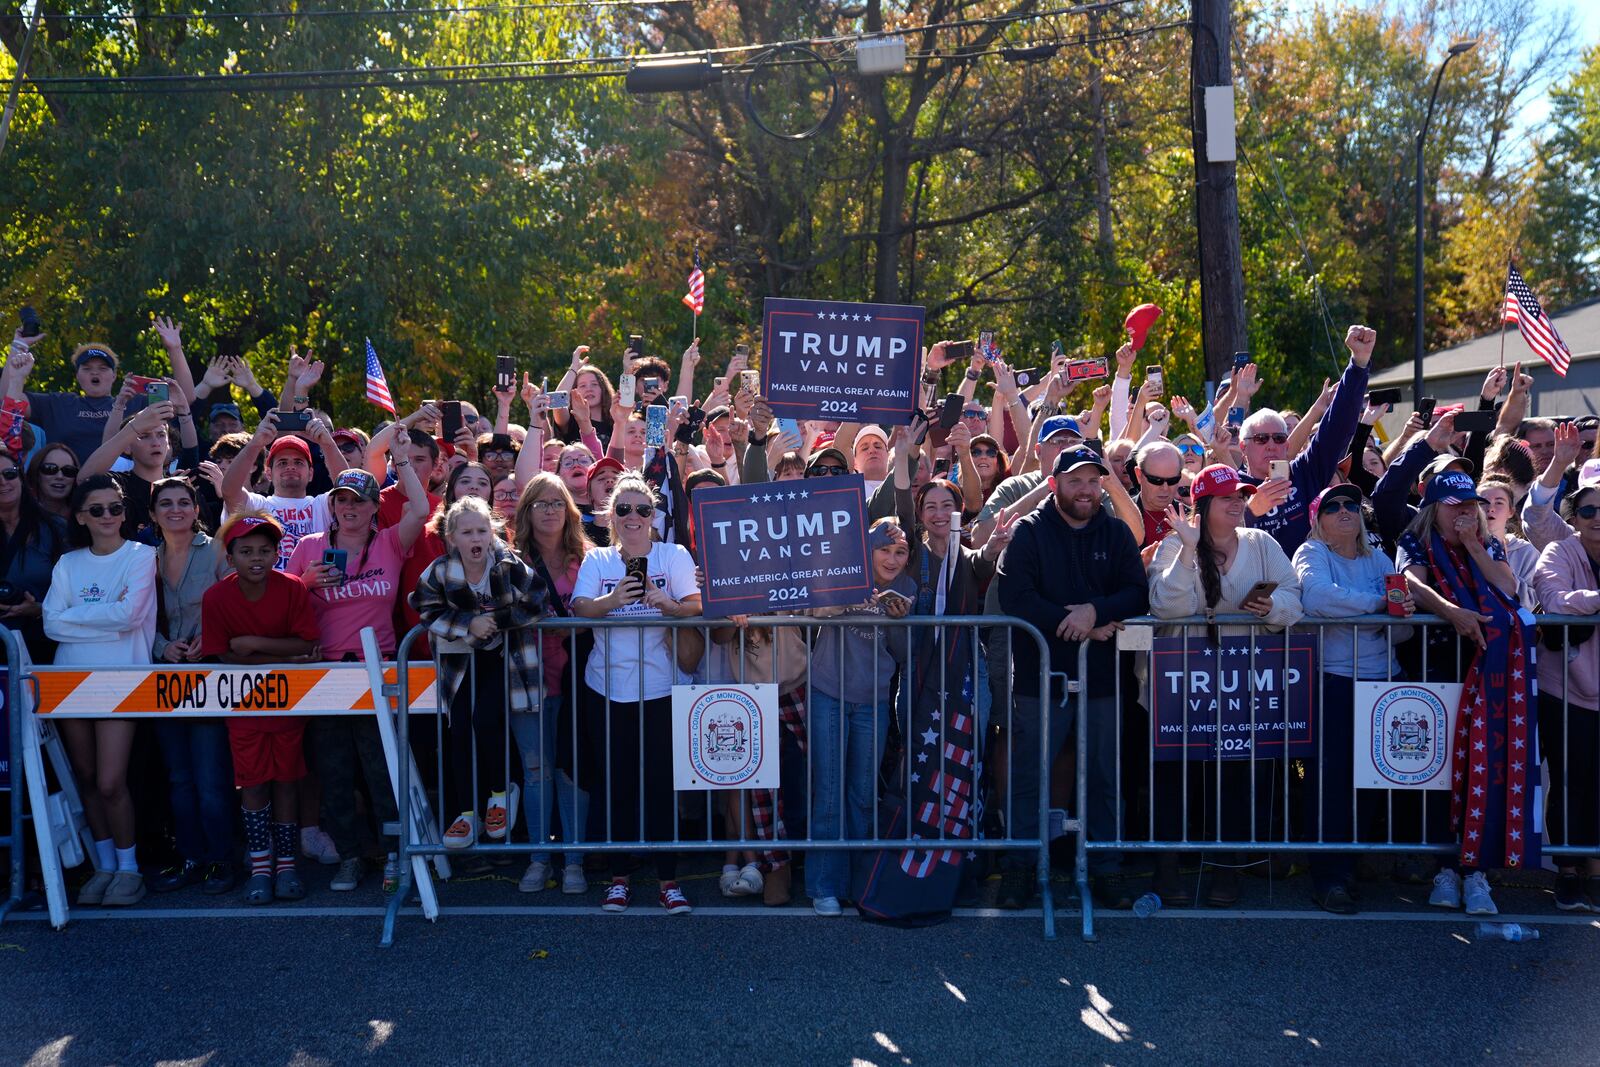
[285,526,406,657]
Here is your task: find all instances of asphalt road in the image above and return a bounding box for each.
[4,876,1598,1066]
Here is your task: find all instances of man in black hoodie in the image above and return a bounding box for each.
[997,446,1150,909]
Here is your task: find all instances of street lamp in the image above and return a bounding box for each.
[1413,38,1478,404]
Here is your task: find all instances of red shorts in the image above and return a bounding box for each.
[226,716,308,789]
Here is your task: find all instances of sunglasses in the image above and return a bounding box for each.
[807,465,848,477]
[1576,505,1600,520]
[962,410,986,419]
[1247,433,1290,445]
[612,502,655,518]
[1177,443,1205,456]
[82,503,126,518]
[39,462,79,478]
[1140,470,1182,487]
[0,468,17,481]
[1319,499,1361,515]
[337,442,363,454]
[970,446,998,458]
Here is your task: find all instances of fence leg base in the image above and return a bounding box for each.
[379,880,405,948]
[1038,878,1057,941]
[1079,878,1097,942]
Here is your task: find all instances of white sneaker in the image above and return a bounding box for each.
[812,895,843,917]
[561,864,588,895]
[729,862,764,896]
[300,826,340,865]
[720,866,741,898]
[519,859,550,893]
[1429,869,1462,909]
[1463,871,1498,916]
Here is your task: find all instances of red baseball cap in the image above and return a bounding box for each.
[222,513,283,550]
[586,456,624,487]
[267,436,312,464]
[1190,463,1258,502]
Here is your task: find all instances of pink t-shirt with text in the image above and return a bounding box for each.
[286,526,407,657]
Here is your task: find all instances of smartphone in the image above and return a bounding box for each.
[945,340,975,362]
[1417,396,1437,429]
[1065,358,1108,382]
[739,369,760,396]
[1366,387,1402,408]
[1241,580,1278,606]
[877,588,911,609]
[735,343,750,361]
[1011,367,1042,389]
[1269,459,1290,481]
[19,305,40,338]
[1384,573,1408,617]
[125,374,161,392]
[978,330,997,363]
[496,355,515,391]
[215,334,241,358]
[440,400,463,441]
[939,394,964,431]
[627,333,644,357]
[1453,409,1497,435]
[668,395,689,418]
[275,409,311,432]
[1232,351,1250,371]
[323,548,348,575]
[1050,340,1064,360]
[624,555,649,588]
[617,373,636,408]
[645,404,668,448]
[548,390,570,410]
[145,381,169,403]
[777,417,801,440]
[1146,366,1164,394]
[1227,407,1245,428]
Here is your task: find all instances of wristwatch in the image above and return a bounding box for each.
[922,370,941,385]
[964,368,980,381]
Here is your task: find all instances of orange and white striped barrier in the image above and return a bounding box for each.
[31,663,438,718]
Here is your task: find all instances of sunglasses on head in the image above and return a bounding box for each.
[1247,432,1290,445]
[1141,470,1182,486]
[1177,443,1205,456]
[612,502,654,518]
[1576,504,1600,520]
[1319,499,1360,515]
[40,462,78,478]
[82,502,126,518]
[807,464,848,477]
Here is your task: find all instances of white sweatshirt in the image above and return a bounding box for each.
[43,541,159,666]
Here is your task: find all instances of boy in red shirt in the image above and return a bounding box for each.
[201,513,321,904]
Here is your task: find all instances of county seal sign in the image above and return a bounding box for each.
[1354,682,1462,790]
[672,684,779,790]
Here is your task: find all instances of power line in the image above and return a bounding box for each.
[35,0,692,21]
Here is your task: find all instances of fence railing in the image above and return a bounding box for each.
[0,625,24,925]
[382,613,1066,945]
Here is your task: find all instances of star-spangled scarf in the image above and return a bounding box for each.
[1400,529,1539,871]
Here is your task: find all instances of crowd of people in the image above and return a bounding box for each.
[4,314,1599,920]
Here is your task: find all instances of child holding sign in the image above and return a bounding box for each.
[201,513,322,905]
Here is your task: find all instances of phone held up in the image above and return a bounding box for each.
[440,400,464,441]
[496,355,515,391]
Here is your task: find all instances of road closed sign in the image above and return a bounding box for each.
[31,664,438,718]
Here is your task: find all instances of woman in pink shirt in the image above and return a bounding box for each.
[285,449,427,891]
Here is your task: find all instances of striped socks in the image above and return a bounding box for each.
[272,823,298,875]
[243,804,272,877]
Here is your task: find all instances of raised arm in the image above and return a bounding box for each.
[152,316,198,406]
[221,412,277,511]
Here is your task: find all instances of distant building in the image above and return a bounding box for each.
[1365,298,1600,418]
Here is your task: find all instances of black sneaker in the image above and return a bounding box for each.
[152,861,203,893]
[1312,883,1358,915]
[997,868,1033,910]
[1554,870,1587,911]
[202,862,236,896]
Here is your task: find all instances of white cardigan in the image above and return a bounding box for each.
[1148,526,1305,631]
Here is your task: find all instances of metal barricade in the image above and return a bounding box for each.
[0,625,25,925]
[1074,611,1600,940]
[382,614,1066,945]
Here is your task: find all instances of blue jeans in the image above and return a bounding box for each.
[155,720,236,865]
[806,689,889,901]
[510,694,590,866]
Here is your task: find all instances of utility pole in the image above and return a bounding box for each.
[1190,0,1247,385]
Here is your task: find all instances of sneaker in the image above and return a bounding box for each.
[77,870,114,906]
[660,882,692,915]
[274,868,306,901]
[519,859,551,893]
[443,812,477,850]
[245,872,274,905]
[812,895,843,917]
[1586,876,1600,913]
[485,788,518,842]
[998,867,1033,910]
[1428,869,1462,909]
[382,854,401,895]
[202,862,236,896]
[561,864,588,895]
[152,860,203,893]
[300,826,340,865]
[601,878,631,912]
[729,862,763,897]
[1463,871,1497,916]
[102,870,147,907]
[1554,871,1587,912]
[330,857,365,892]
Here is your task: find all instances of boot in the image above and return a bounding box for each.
[762,862,792,906]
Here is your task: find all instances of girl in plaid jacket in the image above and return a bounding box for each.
[411,496,549,850]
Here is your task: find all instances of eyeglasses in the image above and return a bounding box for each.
[969,447,998,458]
[1576,505,1600,520]
[1246,433,1290,445]
[484,450,516,462]
[528,499,564,512]
[82,503,126,518]
[1140,470,1182,487]
[1319,499,1360,515]
[0,468,18,482]
[559,458,591,471]
[1177,443,1205,456]
[612,502,655,518]
[40,462,79,478]
[807,465,848,477]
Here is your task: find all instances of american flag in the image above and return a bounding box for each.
[365,338,396,414]
[1504,262,1572,377]
[682,249,705,317]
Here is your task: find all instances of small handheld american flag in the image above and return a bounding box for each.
[365,338,397,414]
[682,249,705,317]
[1504,262,1572,377]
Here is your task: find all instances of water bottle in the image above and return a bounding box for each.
[1475,921,1539,942]
[1132,892,1162,918]
[382,852,400,895]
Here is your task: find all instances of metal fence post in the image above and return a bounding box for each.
[0,625,23,925]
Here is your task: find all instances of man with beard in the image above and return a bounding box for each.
[995,446,1149,910]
